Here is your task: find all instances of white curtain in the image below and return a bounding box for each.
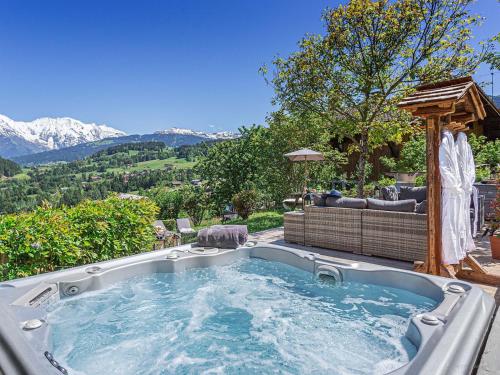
[456,132,476,252]
[439,130,466,264]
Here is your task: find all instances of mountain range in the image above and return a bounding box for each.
[0,114,237,165]
[12,133,222,165]
[0,114,125,157]
[155,127,235,140]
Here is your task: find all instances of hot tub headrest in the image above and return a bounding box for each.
[197,225,248,249]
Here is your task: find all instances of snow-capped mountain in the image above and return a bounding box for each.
[0,114,125,157]
[155,127,237,140]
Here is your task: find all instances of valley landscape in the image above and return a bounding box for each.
[0,114,232,214]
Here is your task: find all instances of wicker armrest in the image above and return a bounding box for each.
[362,209,427,261]
[284,211,305,245]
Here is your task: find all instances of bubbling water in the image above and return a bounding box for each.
[46,258,437,375]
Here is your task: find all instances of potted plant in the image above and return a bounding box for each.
[487,183,500,260]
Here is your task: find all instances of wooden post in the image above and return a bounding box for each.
[426,115,442,275]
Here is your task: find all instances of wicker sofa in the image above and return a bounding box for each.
[284,186,485,262]
[285,206,427,262]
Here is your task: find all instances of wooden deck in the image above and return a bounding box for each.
[249,227,500,304]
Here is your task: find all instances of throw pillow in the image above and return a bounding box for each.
[381,186,398,201]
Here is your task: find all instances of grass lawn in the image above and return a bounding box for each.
[179,210,283,245]
[194,210,284,234]
[225,211,284,233]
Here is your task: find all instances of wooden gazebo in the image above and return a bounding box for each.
[398,77,500,285]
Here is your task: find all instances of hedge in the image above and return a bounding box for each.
[0,195,159,280]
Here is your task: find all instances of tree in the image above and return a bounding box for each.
[0,157,22,177]
[181,185,209,226]
[197,121,346,211]
[148,188,184,220]
[483,32,500,71]
[468,134,500,173]
[380,132,426,173]
[264,0,485,196]
[257,111,346,203]
[196,126,265,211]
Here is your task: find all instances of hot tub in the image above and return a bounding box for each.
[0,243,494,375]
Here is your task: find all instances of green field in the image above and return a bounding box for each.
[107,157,195,173]
[11,168,31,180]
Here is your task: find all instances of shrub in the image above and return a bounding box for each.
[468,134,500,173]
[67,195,158,262]
[181,185,209,226]
[0,195,158,280]
[475,167,491,183]
[377,177,396,187]
[0,203,79,279]
[232,190,258,220]
[148,188,184,220]
[415,175,426,187]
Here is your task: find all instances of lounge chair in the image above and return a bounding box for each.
[176,218,196,235]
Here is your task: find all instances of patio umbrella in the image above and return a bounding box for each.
[284,148,324,197]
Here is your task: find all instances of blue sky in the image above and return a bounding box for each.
[0,0,498,134]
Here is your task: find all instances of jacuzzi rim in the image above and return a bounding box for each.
[0,242,495,375]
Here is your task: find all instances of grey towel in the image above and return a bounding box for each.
[197,225,248,249]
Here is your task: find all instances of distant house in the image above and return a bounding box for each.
[171,180,182,187]
[190,179,201,186]
[469,88,500,140]
[90,175,102,181]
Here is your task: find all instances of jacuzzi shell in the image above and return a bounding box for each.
[0,243,495,375]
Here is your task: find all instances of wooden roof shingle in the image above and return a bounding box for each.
[397,76,486,122]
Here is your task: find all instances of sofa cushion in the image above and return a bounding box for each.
[325,197,367,209]
[381,186,398,201]
[367,198,417,212]
[312,193,327,206]
[399,186,426,203]
[415,200,427,214]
